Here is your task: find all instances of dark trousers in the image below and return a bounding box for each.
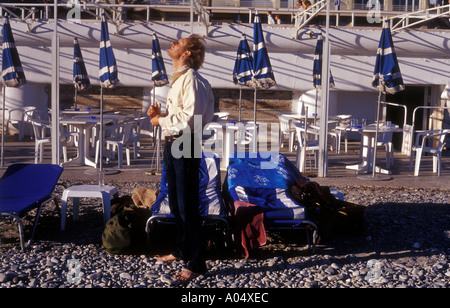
[163,137,206,274]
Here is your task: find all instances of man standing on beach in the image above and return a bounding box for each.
[147,34,214,282]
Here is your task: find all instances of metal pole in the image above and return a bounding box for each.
[74,89,77,109]
[253,87,257,152]
[372,89,382,177]
[239,86,242,122]
[190,0,194,34]
[51,35,60,165]
[1,86,5,167]
[51,1,60,165]
[100,87,104,174]
[318,0,330,177]
[153,85,161,172]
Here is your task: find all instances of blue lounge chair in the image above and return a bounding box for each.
[0,164,63,250]
[224,152,344,255]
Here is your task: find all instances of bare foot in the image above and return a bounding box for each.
[156,254,179,262]
[173,269,202,282]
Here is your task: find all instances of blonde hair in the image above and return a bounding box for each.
[184,34,206,71]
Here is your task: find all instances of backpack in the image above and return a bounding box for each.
[102,195,151,254]
[102,209,133,254]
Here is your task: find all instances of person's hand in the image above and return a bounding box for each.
[147,102,161,118]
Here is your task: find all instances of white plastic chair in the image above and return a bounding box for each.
[8,106,36,141]
[409,130,449,176]
[377,131,395,169]
[276,113,296,151]
[30,119,70,164]
[129,116,146,159]
[96,120,135,168]
[318,121,341,154]
[294,122,319,172]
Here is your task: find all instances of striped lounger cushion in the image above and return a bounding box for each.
[151,154,226,217]
[226,152,343,220]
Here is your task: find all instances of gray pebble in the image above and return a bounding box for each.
[0,185,449,288]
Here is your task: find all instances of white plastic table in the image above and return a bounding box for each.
[60,184,118,231]
[59,116,114,167]
[204,121,258,170]
[336,124,403,175]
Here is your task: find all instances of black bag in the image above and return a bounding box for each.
[102,196,151,254]
[102,210,133,254]
[290,178,365,242]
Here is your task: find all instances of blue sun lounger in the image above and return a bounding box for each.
[0,164,63,250]
[224,152,343,254]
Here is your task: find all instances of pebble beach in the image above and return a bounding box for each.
[1,179,449,290]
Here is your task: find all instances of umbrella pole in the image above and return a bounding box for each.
[253,87,257,153]
[1,86,5,167]
[99,86,104,184]
[154,85,161,172]
[372,88,382,177]
[357,89,391,181]
[152,86,156,145]
[314,89,318,126]
[239,86,242,122]
[148,85,162,175]
[74,88,78,109]
[156,126,161,172]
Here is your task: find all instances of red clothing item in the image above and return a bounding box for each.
[234,201,266,259]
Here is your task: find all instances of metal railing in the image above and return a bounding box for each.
[1,1,449,36]
[389,4,450,31]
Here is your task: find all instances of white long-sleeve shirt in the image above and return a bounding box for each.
[159,65,215,137]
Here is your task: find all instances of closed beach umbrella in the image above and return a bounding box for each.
[149,33,168,174]
[251,12,276,150]
[233,33,254,87]
[370,18,405,177]
[313,32,335,90]
[151,33,168,87]
[312,32,335,123]
[372,20,405,94]
[99,12,118,89]
[232,33,254,121]
[98,11,119,177]
[252,12,276,90]
[73,37,90,109]
[1,16,26,166]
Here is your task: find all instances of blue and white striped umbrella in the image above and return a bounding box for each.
[151,33,168,87]
[252,12,276,89]
[232,33,254,87]
[98,11,119,176]
[1,16,26,166]
[99,12,118,89]
[73,37,90,91]
[233,33,254,121]
[369,19,405,178]
[313,32,335,89]
[1,16,26,88]
[149,33,168,174]
[372,19,405,94]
